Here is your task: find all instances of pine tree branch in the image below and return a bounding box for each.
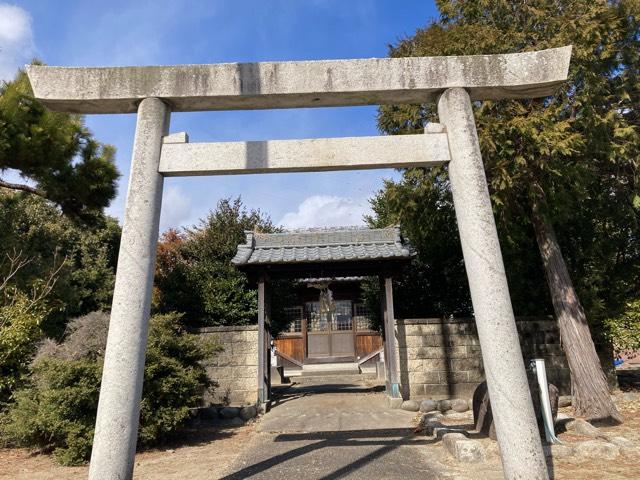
[0,177,47,199]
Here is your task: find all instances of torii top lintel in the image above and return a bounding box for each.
[26,46,571,114]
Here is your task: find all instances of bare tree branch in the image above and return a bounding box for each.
[0,250,32,292]
[0,177,47,199]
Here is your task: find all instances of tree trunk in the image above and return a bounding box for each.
[531,196,622,424]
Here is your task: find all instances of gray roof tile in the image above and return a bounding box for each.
[232,226,413,266]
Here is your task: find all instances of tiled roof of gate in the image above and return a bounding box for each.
[231,226,413,266]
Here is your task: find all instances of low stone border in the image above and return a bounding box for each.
[420,411,640,465]
[386,396,472,414]
[386,395,472,413]
[193,404,259,426]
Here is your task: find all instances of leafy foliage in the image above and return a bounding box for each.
[375,0,640,331]
[0,191,120,337]
[604,299,640,358]
[0,291,48,405]
[0,67,119,219]
[366,169,471,317]
[0,311,218,465]
[154,197,275,326]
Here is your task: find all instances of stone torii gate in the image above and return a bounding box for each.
[26,46,571,480]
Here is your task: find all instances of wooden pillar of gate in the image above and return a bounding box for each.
[257,277,270,406]
[381,276,400,398]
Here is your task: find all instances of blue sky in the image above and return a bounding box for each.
[2,1,439,232]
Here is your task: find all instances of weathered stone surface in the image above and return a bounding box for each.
[386,396,403,409]
[240,405,258,421]
[220,407,240,419]
[566,419,600,438]
[199,326,259,406]
[438,400,452,412]
[439,88,548,478]
[473,379,559,441]
[608,436,638,457]
[160,134,450,177]
[88,97,170,480]
[443,433,466,450]
[401,400,420,412]
[443,433,485,463]
[26,47,572,114]
[609,436,635,449]
[558,395,572,407]
[452,399,469,412]
[543,444,574,459]
[421,412,445,436]
[420,399,439,413]
[574,440,619,460]
[198,406,218,421]
[472,381,495,439]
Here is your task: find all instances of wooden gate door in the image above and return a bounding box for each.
[306,301,355,361]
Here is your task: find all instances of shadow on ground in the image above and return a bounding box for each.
[222,377,444,480]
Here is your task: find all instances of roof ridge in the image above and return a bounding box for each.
[254,225,397,235]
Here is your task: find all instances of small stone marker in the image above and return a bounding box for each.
[473,379,558,440]
[443,432,485,463]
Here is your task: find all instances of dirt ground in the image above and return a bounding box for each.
[0,423,254,480]
[1,391,638,479]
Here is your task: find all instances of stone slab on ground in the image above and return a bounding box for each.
[258,381,415,434]
[224,377,447,479]
[442,433,485,463]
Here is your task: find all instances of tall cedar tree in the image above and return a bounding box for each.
[0,67,119,220]
[377,0,639,422]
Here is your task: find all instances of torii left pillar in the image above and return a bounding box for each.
[89,97,170,480]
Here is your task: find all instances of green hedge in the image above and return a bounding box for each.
[0,311,218,465]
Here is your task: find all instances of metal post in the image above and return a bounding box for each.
[89,97,170,480]
[437,87,548,479]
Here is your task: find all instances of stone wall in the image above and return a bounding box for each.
[196,325,258,406]
[395,317,571,400]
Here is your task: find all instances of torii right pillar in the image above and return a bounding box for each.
[438,87,548,480]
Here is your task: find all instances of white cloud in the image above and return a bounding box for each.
[279,195,371,230]
[159,185,192,233]
[0,3,35,81]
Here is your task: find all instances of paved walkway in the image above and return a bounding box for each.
[221,377,446,479]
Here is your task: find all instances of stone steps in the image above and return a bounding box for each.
[300,361,361,377]
[294,373,378,385]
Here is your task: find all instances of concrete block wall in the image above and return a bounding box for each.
[395,317,571,400]
[196,325,259,406]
